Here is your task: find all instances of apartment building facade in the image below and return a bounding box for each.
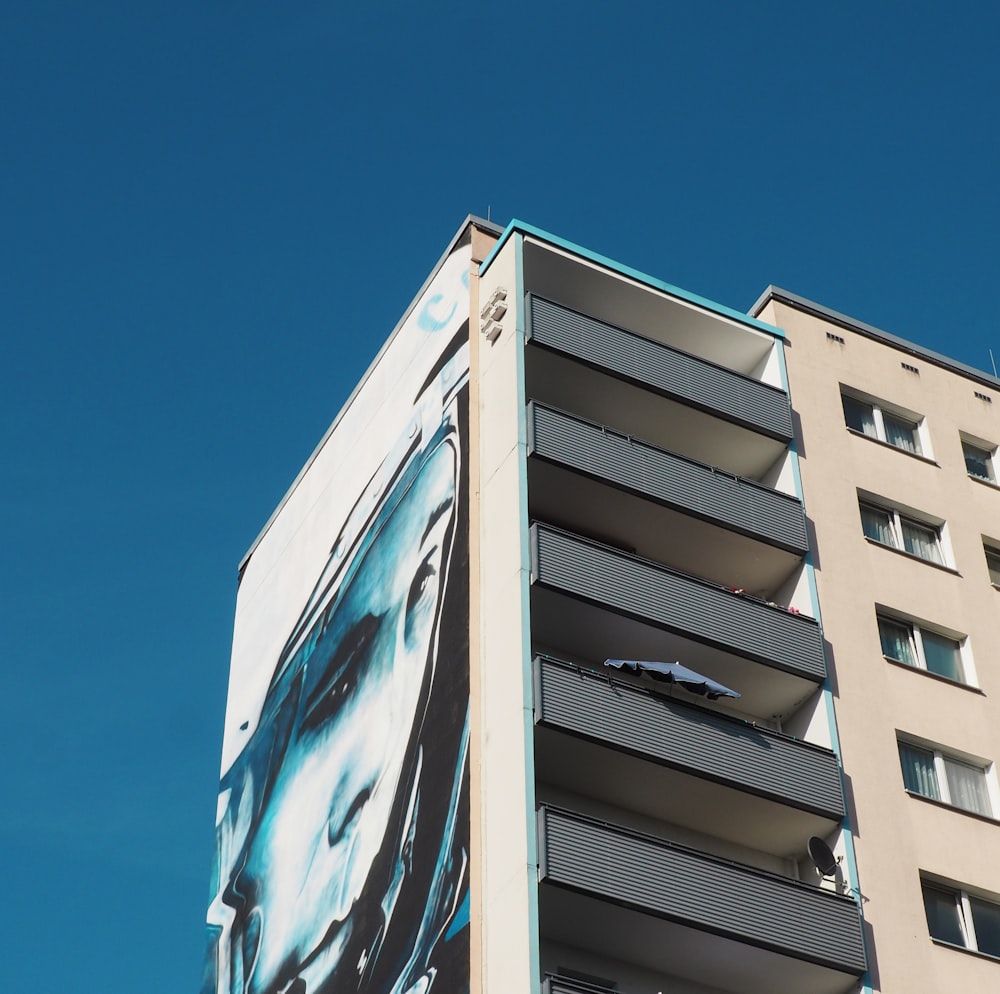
[753,289,1000,992]
[202,216,999,994]
[474,223,863,994]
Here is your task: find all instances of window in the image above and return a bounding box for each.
[878,614,966,682]
[962,437,997,483]
[842,391,923,455]
[898,740,992,816]
[923,881,1000,959]
[985,543,1000,586]
[860,500,944,565]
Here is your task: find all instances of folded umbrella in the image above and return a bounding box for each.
[603,659,740,700]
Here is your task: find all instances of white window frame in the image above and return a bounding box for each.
[898,736,998,817]
[841,388,928,457]
[923,880,1000,959]
[876,611,973,685]
[859,497,949,566]
[959,432,997,486]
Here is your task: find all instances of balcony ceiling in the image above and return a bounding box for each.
[535,726,841,858]
[522,238,776,377]
[528,461,803,596]
[525,346,788,480]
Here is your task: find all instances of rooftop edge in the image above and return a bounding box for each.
[481,218,784,339]
[751,285,1000,392]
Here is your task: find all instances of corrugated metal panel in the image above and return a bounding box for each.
[527,295,793,441]
[528,402,808,554]
[531,524,826,681]
[536,657,844,818]
[539,807,866,975]
[544,976,616,994]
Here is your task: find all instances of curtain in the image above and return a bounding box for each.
[964,445,992,480]
[921,631,963,682]
[879,617,916,666]
[883,414,919,454]
[901,519,942,564]
[861,504,895,546]
[923,885,967,947]
[970,897,1000,958]
[944,758,990,816]
[899,743,940,799]
[842,396,877,438]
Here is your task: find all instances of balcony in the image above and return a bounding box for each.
[519,235,779,380]
[538,807,866,994]
[534,657,843,855]
[526,402,806,594]
[529,524,825,719]
[527,295,792,442]
[527,402,805,553]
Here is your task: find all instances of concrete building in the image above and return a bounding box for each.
[474,222,863,994]
[752,289,1000,992]
[202,216,1000,994]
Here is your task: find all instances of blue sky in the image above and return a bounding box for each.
[2,2,999,990]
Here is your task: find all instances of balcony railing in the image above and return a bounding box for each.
[530,524,826,682]
[535,656,844,819]
[538,806,866,977]
[527,402,807,555]
[543,976,616,994]
[527,295,792,441]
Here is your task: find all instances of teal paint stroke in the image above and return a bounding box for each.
[418,292,457,332]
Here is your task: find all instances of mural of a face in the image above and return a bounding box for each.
[218,417,463,994]
[205,248,473,994]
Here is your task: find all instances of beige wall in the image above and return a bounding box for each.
[467,223,495,994]
[473,235,539,994]
[764,298,1000,992]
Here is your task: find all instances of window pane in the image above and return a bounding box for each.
[970,897,1000,958]
[985,547,1000,586]
[923,885,967,947]
[879,617,916,666]
[921,631,964,682]
[964,443,994,481]
[899,743,940,799]
[901,518,942,564]
[944,758,991,816]
[884,413,920,454]
[843,396,877,437]
[861,504,895,546]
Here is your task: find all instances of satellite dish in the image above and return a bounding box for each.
[807,836,839,877]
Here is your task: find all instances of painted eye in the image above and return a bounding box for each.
[301,613,380,731]
[407,559,437,613]
[404,555,439,648]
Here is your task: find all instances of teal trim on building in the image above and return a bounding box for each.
[776,338,873,994]
[512,232,543,994]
